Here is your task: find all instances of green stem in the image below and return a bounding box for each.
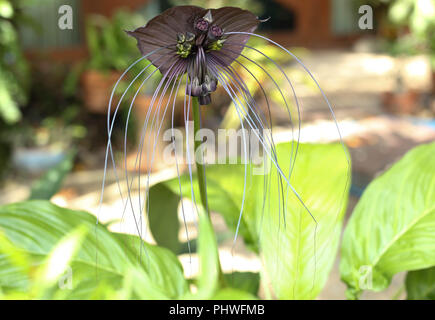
[192,97,209,216]
[192,96,226,288]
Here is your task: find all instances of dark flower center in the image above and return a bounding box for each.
[175,10,226,104]
[176,11,225,59]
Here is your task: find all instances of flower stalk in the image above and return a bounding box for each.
[192,96,226,288]
[192,96,209,216]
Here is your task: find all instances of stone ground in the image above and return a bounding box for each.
[1,48,434,299]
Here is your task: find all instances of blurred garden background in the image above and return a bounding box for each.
[0,0,434,300]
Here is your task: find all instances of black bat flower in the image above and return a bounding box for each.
[99,6,350,288]
[126,6,259,105]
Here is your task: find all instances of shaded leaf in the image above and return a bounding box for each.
[148,183,181,253]
[224,272,259,296]
[406,267,435,300]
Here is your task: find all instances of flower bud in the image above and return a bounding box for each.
[209,25,223,39]
[195,18,209,32]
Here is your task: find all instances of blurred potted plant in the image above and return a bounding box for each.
[11,116,85,174]
[11,58,86,175]
[375,0,435,114]
[80,10,147,113]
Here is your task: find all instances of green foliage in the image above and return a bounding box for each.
[406,267,435,300]
[0,200,254,299]
[2,140,434,300]
[0,201,188,299]
[0,0,31,124]
[149,142,350,299]
[340,142,435,299]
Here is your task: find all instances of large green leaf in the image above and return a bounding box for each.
[406,267,435,300]
[340,142,435,299]
[258,143,349,299]
[182,206,221,299]
[151,142,349,299]
[0,200,188,299]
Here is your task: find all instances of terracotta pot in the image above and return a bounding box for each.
[81,70,122,114]
[381,90,419,115]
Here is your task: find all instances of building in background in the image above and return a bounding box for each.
[19,0,365,62]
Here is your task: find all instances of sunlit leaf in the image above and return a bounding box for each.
[259,143,349,299]
[35,226,87,288]
[340,142,435,299]
[183,206,221,299]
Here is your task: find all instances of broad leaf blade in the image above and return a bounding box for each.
[195,207,220,299]
[259,143,349,299]
[340,142,435,298]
